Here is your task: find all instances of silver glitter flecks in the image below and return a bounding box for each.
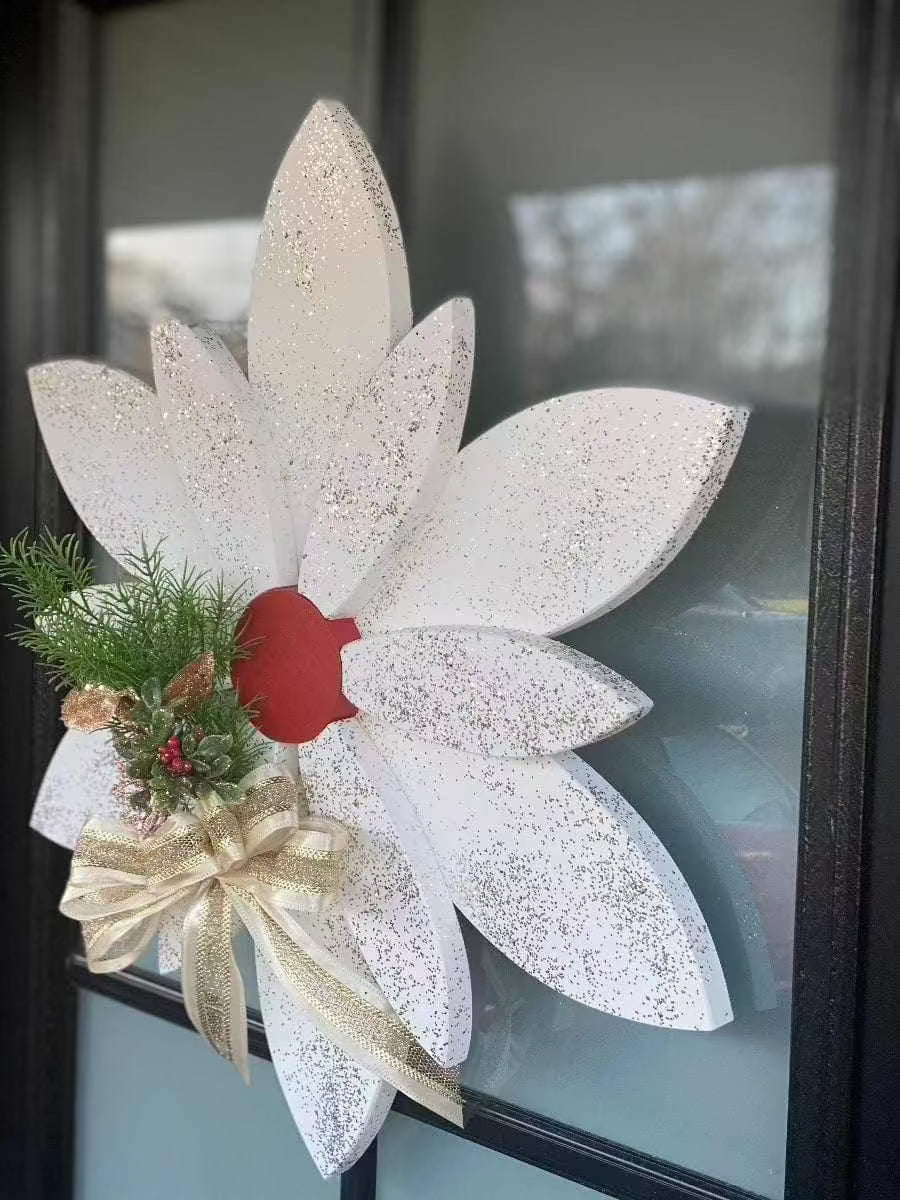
[299,298,474,616]
[247,99,413,551]
[256,914,395,1178]
[151,319,297,591]
[365,718,733,1032]
[360,389,748,637]
[30,729,122,850]
[299,721,471,1067]
[28,360,217,576]
[343,626,652,758]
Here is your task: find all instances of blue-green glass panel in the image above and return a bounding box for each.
[75,992,337,1200]
[377,1114,606,1200]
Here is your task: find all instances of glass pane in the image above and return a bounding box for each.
[377,1115,606,1200]
[89,1,838,1197]
[75,992,338,1200]
[407,1,836,1195]
[84,0,366,1189]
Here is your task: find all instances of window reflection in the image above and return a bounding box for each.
[105,183,826,1009]
[509,165,831,407]
[106,220,259,378]
[498,166,833,1012]
[104,160,832,1191]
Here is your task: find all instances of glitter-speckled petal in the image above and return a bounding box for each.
[299,720,470,1066]
[360,389,747,636]
[151,319,297,591]
[366,719,733,1030]
[31,730,121,849]
[343,626,651,758]
[248,99,412,548]
[256,909,395,1178]
[28,361,216,575]
[299,298,474,616]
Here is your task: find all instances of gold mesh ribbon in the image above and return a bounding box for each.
[61,685,134,732]
[164,652,216,710]
[61,767,461,1122]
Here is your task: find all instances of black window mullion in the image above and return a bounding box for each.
[340,1143,378,1200]
[849,0,900,1188]
[1,1,97,1197]
[786,0,900,1196]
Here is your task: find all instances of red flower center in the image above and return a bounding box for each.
[231,587,360,744]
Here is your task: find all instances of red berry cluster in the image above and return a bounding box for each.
[158,735,193,777]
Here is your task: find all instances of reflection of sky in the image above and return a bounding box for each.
[510,165,832,382]
[105,220,260,377]
[107,164,833,391]
[107,219,259,324]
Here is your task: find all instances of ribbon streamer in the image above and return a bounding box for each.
[61,766,462,1123]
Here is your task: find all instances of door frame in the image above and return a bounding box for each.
[2,1,899,1198]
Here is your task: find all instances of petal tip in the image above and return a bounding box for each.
[26,361,51,386]
[414,297,475,359]
[150,315,195,350]
[450,296,475,340]
[631,685,653,720]
[27,358,93,391]
[301,98,363,147]
[308,96,348,119]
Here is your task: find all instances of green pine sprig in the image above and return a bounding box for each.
[0,529,92,620]
[0,534,247,693]
[0,531,266,815]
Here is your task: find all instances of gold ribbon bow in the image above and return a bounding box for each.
[61,766,462,1124]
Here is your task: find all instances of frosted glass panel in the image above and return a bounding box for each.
[75,993,337,1200]
[377,1115,605,1200]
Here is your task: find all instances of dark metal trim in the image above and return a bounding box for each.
[786,1,900,1196]
[16,1,900,1199]
[376,0,417,232]
[389,1094,765,1200]
[340,1143,378,1200]
[1,2,98,1198]
[67,956,764,1200]
[849,3,900,1194]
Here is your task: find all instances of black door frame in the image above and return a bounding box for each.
[2,1,899,1198]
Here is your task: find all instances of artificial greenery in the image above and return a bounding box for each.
[0,534,244,692]
[0,529,93,618]
[115,681,260,811]
[0,532,264,816]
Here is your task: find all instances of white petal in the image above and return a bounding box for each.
[28,361,215,575]
[248,100,412,547]
[31,730,121,849]
[361,389,747,636]
[298,720,471,1065]
[299,299,474,616]
[256,909,394,1178]
[366,719,732,1030]
[343,626,651,757]
[151,320,296,590]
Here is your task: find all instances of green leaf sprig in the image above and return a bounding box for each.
[0,532,265,816]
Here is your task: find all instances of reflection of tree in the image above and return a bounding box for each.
[514,167,832,410]
[104,221,257,381]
